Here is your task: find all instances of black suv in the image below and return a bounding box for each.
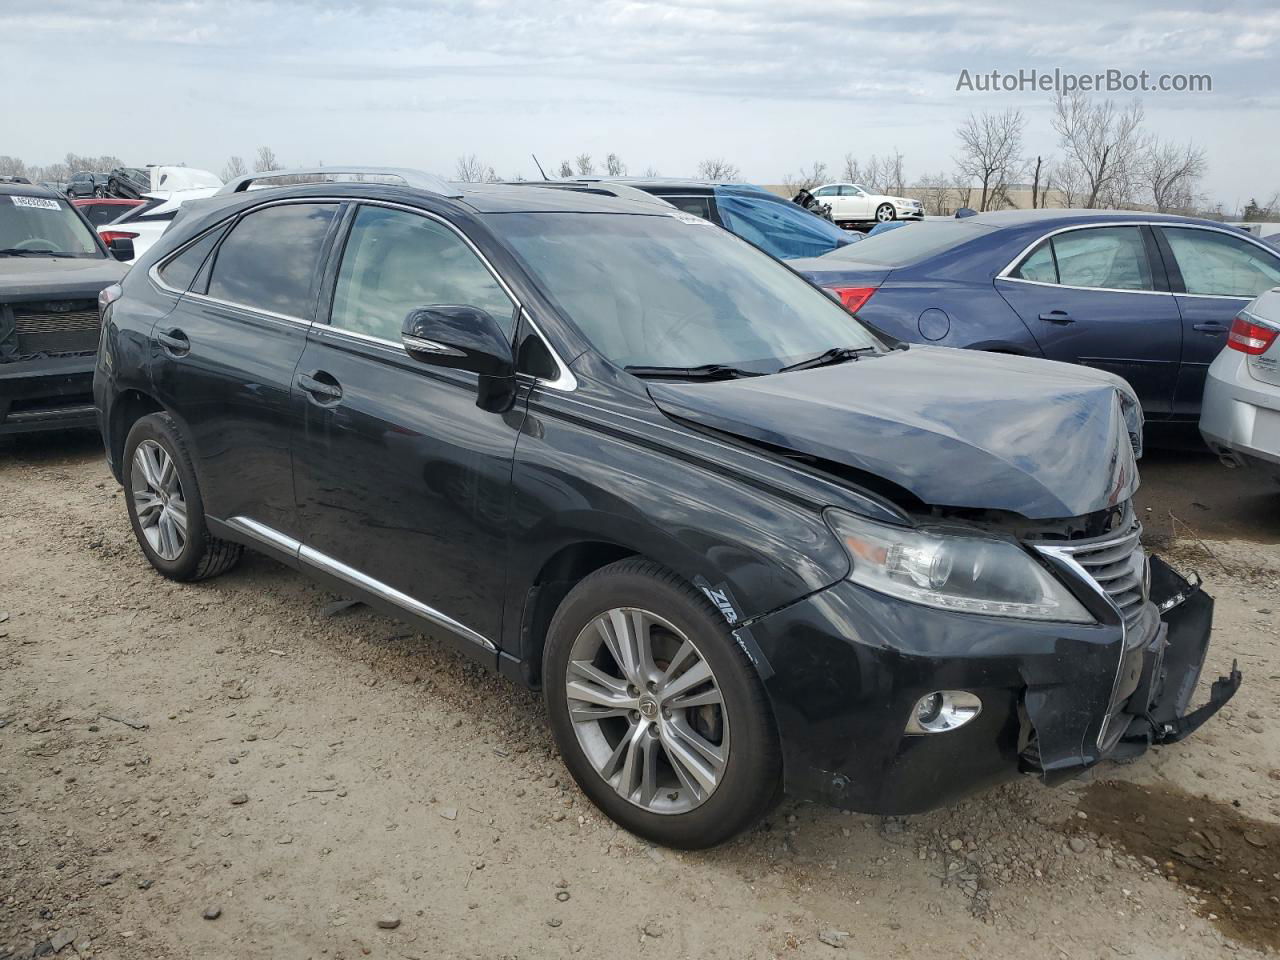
[65,172,109,198]
[1,184,132,435]
[94,168,1238,848]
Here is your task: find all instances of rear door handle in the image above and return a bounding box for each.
[1039,310,1073,324]
[157,329,190,356]
[296,371,343,403]
[1193,321,1228,333]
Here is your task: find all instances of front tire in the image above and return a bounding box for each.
[122,413,242,582]
[543,559,781,848]
[875,202,895,222]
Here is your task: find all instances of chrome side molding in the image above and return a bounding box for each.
[225,516,496,653]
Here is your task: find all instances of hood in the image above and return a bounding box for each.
[0,256,128,300]
[647,346,1140,520]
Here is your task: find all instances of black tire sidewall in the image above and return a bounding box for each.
[543,562,780,849]
[122,413,212,581]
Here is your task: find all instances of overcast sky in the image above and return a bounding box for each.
[3,0,1276,206]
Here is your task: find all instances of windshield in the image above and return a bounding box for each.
[500,211,881,371]
[713,190,854,260]
[824,219,992,266]
[0,195,102,257]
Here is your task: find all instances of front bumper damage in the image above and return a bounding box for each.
[745,555,1240,814]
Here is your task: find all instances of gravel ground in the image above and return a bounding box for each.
[2,432,1278,960]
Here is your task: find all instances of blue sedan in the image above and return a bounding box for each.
[791,210,1280,420]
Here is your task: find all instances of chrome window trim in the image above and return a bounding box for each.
[998,220,1280,299]
[226,516,496,653]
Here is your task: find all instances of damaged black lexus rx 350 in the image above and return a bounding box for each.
[94,169,1240,848]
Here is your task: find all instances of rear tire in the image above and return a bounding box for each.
[122,413,242,582]
[543,558,781,848]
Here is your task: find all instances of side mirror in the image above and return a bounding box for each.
[108,236,135,261]
[401,305,514,377]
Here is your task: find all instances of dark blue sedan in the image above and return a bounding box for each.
[791,210,1280,420]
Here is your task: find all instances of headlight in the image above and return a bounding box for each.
[826,510,1093,622]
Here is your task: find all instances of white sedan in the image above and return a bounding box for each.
[97,187,219,264]
[810,182,923,226]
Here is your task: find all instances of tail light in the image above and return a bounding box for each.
[99,283,123,314]
[1226,312,1279,355]
[827,286,877,314]
[99,230,139,246]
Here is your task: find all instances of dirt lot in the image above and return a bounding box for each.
[2,432,1278,960]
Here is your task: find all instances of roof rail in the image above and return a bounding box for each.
[216,167,461,198]
[508,180,674,209]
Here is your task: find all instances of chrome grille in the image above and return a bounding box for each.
[12,300,100,355]
[1051,525,1149,628]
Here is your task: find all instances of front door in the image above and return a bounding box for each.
[995,224,1182,417]
[1155,225,1280,418]
[150,201,341,536]
[291,202,523,655]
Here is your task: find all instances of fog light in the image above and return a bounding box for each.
[905,691,982,735]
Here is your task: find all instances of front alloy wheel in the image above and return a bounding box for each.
[875,202,895,222]
[565,607,728,814]
[130,439,188,561]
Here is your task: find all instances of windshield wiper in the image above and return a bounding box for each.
[0,248,68,257]
[624,363,763,381]
[777,346,875,373]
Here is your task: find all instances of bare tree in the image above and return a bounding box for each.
[0,156,27,178]
[222,156,248,182]
[950,172,974,210]
[697,158,740,181]
[1139,138,1206,213]
[641,165,661,178]
[861,155,885,192]
[954,109,1026,212]
[916,172,954,216]
[455,154,498,183]
[1051,93,1145,209]
[254,146,280,173]
[882,150,907,195]
[1029,155,1047,209]
[557,160,573,178]
[574,153,594,176]
[783,160,829,193]
[1052,162,1085,208]
[605,153,627,177]
[842,153,860,183]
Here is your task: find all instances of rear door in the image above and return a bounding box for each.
[1154,225,1280,417]
[995,224,1181,417]
[150,200,342,538]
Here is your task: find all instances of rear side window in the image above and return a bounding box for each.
[328,205,515,343]
[1012,226,1153,291]
[158,226,227,292]
[207,203,338,317]
[1162,228,1280,298]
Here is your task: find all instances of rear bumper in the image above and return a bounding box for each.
[0,353,98,435]
[1200,348,1280,468]
[745,556,1236,814]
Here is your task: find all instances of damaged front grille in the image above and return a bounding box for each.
[2,300,100,358]
[1038,523,1149,630]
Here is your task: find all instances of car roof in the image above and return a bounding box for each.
[962,208,1231,230]
[0,182,61,199]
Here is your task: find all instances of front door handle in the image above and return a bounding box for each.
[157,329,190,356]
[1193,321,1228,333]
[296,371,343,403]
[1039,310,1073,324]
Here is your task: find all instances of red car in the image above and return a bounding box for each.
[71,197,144,228]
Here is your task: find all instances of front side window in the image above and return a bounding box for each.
[329,205,516,343]
[499,211,881,371]
[206,202,338,317]
[1012,226,1153,291]
[1162,227,1280,298]
[714,191,854,260]
[0,194,102,258]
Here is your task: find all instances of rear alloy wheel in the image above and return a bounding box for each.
[131,439,188,561]
[875,202,895,222]
[123,412,242,582]
[544,559,781,848]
